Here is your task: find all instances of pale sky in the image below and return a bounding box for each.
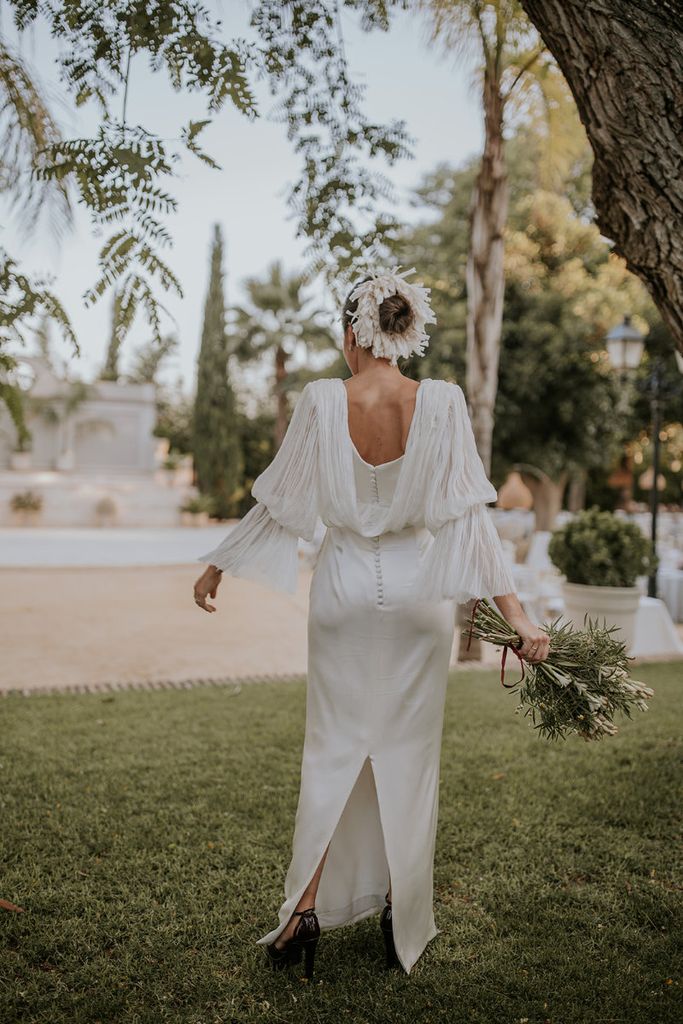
[2,1,484,392]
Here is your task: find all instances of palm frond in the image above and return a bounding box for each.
[0,39,72,235]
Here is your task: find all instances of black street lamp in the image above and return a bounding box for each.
[605,316,682,599]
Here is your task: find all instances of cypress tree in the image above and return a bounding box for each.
[192,224,243,519]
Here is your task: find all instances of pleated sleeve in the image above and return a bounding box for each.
[416,382,516,603]
[196,383,319,594]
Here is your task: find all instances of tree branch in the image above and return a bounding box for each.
[503,44,545,100]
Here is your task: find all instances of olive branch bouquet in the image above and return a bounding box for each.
[463,599,655,742]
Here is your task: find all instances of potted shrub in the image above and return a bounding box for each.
[94,496,118,528]
[548,507,657,653]
[179,493,216,527]
[10,490,43,526]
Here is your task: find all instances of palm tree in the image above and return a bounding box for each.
[418,0,587,472]
[127,333,178,385]
[232,262,337,447]
[0,39,71,235]
[0,37,73,440]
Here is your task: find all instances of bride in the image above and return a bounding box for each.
[193,268,549,978]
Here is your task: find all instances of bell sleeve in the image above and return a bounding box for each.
[196,382,319,594]
[416,382,516,603]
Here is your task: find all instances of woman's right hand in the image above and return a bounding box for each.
[193,565,222,613]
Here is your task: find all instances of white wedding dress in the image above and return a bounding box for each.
[197,377,515,973]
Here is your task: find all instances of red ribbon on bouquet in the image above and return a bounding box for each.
[499,642,526,688]
[465,597,526,689]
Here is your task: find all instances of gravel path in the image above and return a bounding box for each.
[1,563,312,693]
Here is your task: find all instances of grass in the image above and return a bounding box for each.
[1,662,681,1024]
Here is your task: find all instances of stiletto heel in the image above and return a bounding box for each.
[303,936,319,979]
[265,907,321,979]
[379,891,399,969]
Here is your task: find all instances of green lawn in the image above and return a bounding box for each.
[1,663,681,1024]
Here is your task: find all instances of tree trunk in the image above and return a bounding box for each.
[567,470,586,512]
[465,66,509,474]
[274,345,289,449]
[520,0,683,351]
[518,469,569,532]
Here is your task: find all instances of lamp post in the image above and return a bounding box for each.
[605,315,645,374]
[605,316,681,600]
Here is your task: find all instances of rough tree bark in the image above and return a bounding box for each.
[466,66,509,474]
[520,0,683,351]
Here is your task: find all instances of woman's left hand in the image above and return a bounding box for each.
[194,566,222,613]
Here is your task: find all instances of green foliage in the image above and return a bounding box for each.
[9,489,43,512]
[548,507,657,588]
[127,333,177,384]
[28,381,93,431]
[0,253,78,446]
[232,261,337,366]
[394,153,643,492]
[505,121,592,218]
[392,161,476,381]
[495,190,653,483]
[233,409,277,518]
[253,1,411,286]
[0,38,72,233]
[0,255,77,352]
[37,122,183,337]
[623,316,683,445]
[179,493,217,516]
[5,0,411,348]
[191,224,243,519]
[153,381,193,455]
[465,598,655,742]
[10,2,258,115]
[232,260,337,445]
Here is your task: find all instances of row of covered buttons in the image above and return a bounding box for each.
[370,466,384,606]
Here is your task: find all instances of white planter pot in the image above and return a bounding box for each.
[562,581,641,653]
[9,451,32,470]
[10,509,41,527]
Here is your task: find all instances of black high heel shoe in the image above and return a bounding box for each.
[379,891,399,969]
[266,907,320,979]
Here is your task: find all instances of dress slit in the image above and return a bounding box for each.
[257,750,420,973]
[316,754,391,928]
[255,754,388,951]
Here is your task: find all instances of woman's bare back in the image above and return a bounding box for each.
[343,374,420,467]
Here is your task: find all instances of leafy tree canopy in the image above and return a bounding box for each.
[1,0,411,436]
[4,0,411,328]
[393,122,665,489]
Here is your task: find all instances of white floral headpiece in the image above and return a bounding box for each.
[345,266,437,366]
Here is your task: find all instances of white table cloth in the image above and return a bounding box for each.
[657,569,683,623]
[631,596,683,658]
